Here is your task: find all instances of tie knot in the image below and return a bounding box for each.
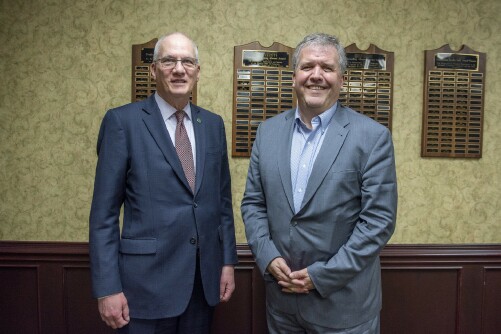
[175,110,186,123]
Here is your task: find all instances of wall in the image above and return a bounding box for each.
[0,0,500,243]
[1,242,501,334]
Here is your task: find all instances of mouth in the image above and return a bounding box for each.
[306,85,326,92]
[171,79,187,84]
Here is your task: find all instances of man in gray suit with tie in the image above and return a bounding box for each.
[241,33,398,333]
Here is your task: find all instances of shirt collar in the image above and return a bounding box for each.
[154,92,192,122]
[294,102,338,134]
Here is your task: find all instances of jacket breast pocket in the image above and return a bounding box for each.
[322,170,361,199]
[206,146,221,157]
[205,147,222,179]
[325,170,360,181]
[119,238,157,255]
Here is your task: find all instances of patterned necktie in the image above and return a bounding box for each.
[175,110,195,192]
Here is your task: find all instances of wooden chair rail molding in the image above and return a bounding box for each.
[1,241,500,334]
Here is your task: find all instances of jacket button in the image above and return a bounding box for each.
[190,238,197,245]
[193,202,198,208]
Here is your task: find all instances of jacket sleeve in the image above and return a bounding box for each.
[241,124,282,275]
[89,109,128,298]
[308,127,398,297]
[218,117,238,265]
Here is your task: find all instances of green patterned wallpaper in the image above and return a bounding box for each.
[0,0,500,243]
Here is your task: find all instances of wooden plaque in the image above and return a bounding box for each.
[131,38,197,103]
[340,44,394,130]
[421,45,486,158]
[231,42,296,157]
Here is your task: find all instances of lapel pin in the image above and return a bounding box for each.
[197,117,202,124]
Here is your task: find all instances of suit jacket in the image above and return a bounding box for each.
[241,104,397,328]
[89,95,237,319]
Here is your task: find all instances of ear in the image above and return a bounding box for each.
[338,71,344,86]
[150,63,157,80]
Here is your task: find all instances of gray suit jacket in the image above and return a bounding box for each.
[241,105,397,328]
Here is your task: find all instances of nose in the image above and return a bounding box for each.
[172,60,186,72]
[309,65,323,80]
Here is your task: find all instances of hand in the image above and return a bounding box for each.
[219,265,235,302]
[267,257,292,283]
[278,268,315,294]
[97,292,130,329]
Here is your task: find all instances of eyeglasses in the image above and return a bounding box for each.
[156,56,198,70]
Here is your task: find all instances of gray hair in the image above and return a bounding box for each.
[292,33,347,73]
[152,32,199,63]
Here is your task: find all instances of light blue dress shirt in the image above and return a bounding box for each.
[290,103,337,213]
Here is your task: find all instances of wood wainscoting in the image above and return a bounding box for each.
[0,242,500,334]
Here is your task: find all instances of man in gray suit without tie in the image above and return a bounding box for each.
[241,33,398,333]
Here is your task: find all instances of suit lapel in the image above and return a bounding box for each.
[191,104,205,195]
[300,105,350,211]
[277,110,296,213]
[141,96,192,192]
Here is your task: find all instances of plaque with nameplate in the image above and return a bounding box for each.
[340,44,394,131]
[232,42,296,157]
[421,44,485,158]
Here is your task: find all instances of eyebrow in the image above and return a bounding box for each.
[159,55,196,59]
[300,60,337,68]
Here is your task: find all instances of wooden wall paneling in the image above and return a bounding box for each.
[211,244,267,334]
[39,262,67,334]
[212,264,253,334]
[482,267,501,334]
[240,245,267,334]
[458,264,484,334]
[0,265,40,333]
[381,267,460,334]
[379,244,501,334]
[0,242,111,334]
[1,242,501,334]
[63,266,113,334]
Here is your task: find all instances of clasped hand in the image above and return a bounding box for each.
[267,257,315,294]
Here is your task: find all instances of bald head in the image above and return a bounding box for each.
[153,32,199,63]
